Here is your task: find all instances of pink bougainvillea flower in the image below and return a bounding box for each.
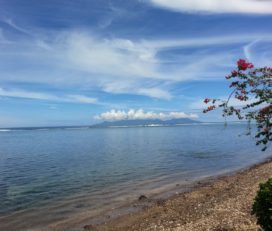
[237,59,254,71]
[231,70,238,77]
[204,98,210,104]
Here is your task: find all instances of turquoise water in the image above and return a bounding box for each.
[0,124,271,230]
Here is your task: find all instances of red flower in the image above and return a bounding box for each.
[231,71,238,77]
[204,98,210,104]
[208,105,215,111]
[229,81,239,87]
[235,95,246,101]
[248,63,254,68]
[260,105,272,114]
[203,105,216,113]
[237,59,254,71]
[241,89,247,94]
[225,75,231,79]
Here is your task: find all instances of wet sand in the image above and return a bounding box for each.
[84,158,272,231]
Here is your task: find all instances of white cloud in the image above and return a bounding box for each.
[141,34,272,49]
[149,0,272,14]
[64,33,158,79]
[137,88,172,100]
[3,18,33,36]
[95,109,198,121]
[67,95,97,104]
[243,39,272,66]
[103,82,172,99]
[0,87,97,104]
[243,40,259,60]
[1,30,272,99]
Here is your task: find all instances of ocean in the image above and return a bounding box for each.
[0,124,270,230]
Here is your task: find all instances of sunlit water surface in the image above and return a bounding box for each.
[0,124,271,230]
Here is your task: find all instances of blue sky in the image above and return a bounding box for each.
[0,0,271,127]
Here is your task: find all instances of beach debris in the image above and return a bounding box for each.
[156,199,166,206]
[83,224,94,230]
[138,195,148,201]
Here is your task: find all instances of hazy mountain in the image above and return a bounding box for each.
[93,118,200,127]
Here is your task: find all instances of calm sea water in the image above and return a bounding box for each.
[0,124,271,230]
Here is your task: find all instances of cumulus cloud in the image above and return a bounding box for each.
[95,109,198,121]
[149,0,272,14]
[0,87,97,104]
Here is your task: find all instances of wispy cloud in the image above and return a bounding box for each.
[64,33,158,79]
[141,34,272,49]
[95,109,198,121]
[243,40,260,61]
[0,87,98,104]
[1,29,272,100]
[102,81,172,100]
[3,17,33,36]
[243,39,272,66]
[1,1,271,126]
[190,97,259,110]
[149,0,272,14]
[137,88,172,100]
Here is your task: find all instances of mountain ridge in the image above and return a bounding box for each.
[93,118,200,127]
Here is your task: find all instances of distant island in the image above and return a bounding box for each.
[92,118,200,128]
[0,120,249,131]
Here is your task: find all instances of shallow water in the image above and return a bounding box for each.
[0,124,271,230]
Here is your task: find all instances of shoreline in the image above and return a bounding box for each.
[2,157,272,231]
[83,157,272,231]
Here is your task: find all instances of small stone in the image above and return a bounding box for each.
[138,195,148,201]
[83,224,93,230]
[156,199,166,206]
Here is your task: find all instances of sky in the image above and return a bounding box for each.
[0,0,271,127]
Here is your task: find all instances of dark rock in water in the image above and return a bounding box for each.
[138,195,148,201]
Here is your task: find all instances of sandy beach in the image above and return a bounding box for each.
[84,158,272,231]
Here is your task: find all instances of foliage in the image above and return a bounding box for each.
[252,178,272,231]
[203,59,272,151]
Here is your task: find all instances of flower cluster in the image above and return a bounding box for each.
[260,105,272,115]
[203,105,216,113]
[237,59,254,71]
[204,98,210,104]
[204,59,272,151]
